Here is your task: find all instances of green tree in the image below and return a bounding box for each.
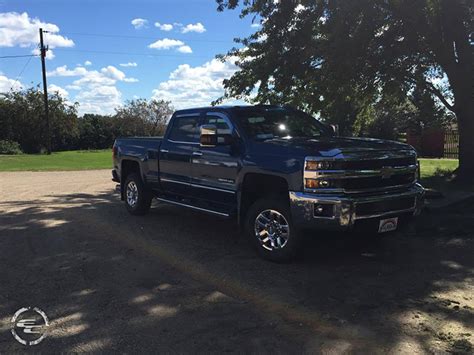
[216,0,473,180]
[113,99,173,137]
[77,114,115,149]
[0,87,78,153]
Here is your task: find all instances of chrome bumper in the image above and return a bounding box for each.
[289,183,425,230]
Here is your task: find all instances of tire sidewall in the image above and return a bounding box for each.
[245,197,299,262]
[124,173,151,215]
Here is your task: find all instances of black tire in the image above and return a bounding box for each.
[245,197,301,262]
[124,173,152,215]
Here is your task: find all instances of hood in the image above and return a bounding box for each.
[254,136,414,158]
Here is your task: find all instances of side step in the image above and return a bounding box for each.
[155,197,230,217]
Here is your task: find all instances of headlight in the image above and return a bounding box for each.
[305,160,333,170]
[305,178,332,189]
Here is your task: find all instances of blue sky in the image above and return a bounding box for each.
[0,0,260,114]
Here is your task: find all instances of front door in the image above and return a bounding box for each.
[190,112,240,211]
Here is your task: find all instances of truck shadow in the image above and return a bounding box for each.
[0,190,472,352]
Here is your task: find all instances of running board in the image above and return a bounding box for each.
[155,197,230,217]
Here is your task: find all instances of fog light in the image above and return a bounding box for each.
[315,204,325,214]
[313,203,335,218]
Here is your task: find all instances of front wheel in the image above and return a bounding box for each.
[245,197,301,262]
[124,173,152,215]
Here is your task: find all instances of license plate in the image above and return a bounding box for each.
[378,217,398,233]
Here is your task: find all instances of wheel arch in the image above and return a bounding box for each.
[120,159,142,200]
[238,172,290,227]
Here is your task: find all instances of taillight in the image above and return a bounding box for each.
[112,146,118,159]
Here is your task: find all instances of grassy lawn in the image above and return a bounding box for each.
[419,158,458,180]
[0,150,112,172]
[0,151,462,184]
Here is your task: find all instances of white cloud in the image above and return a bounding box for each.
[181,22,206,33]
[177,45,192,53]
[47,64,137,114]
[101,65,126,81]
[250,23,261,28]
[0,12,74,49]
[75,85,122,115]
[151,57,239,108]
[84,60,92,66]
[148,38,192,53]
[148,38,184,49]
[65,84,81,90]
[154,22,173,31]
[47,65,89,77]
[131,18,148,29]
[0,74,22,92]
[119,62,138,67]
[48,84,68,98]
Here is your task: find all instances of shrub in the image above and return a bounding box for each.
[0,140,23,155]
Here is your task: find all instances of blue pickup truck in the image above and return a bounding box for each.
[112,105,424,261]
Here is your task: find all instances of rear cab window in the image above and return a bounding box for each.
[168,115,200,143]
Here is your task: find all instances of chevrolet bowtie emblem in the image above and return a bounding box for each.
[380,166,394,179]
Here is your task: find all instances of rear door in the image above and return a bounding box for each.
[158,113,201,197]
[190,111,240,209]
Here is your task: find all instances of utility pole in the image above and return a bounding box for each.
[39,28,51,154]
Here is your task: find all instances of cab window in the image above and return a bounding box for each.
[168,116,199,142]
[203,115,232,135]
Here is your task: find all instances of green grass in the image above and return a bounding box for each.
[419,158,458,180]
[0,150,112,171]
[418,158,474,192]
[0,151,462,184]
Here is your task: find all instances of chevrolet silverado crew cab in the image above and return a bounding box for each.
[112,105,424,261]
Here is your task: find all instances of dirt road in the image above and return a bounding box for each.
[0,170,472,353]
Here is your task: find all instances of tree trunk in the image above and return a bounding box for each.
[456,103,474,182]
[434,0,473,182]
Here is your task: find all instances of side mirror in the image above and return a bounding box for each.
[200,124,218,147]
[330,124,339,137]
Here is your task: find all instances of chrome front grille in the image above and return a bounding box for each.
[304,150,418,194]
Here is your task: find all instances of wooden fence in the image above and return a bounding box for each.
[444,130,459,159]
[404,129,459,158]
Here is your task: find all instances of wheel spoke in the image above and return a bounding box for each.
[126,181,138,207]
[254,209,290,251]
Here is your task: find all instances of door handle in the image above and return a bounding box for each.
[160,149,169,153]
[192,151,203,156]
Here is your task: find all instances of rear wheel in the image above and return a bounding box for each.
[245,197,300,262]
[124,173,152,215]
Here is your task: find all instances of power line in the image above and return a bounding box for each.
[61,31,231,43]
[9,46,39,91]
[54,48,212,58]
[0,54,39,59]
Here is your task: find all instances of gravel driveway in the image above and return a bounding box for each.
[0,170,472,353]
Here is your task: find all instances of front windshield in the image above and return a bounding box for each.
[235,107,332,140]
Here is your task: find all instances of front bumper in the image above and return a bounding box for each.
[289,183,425,230]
